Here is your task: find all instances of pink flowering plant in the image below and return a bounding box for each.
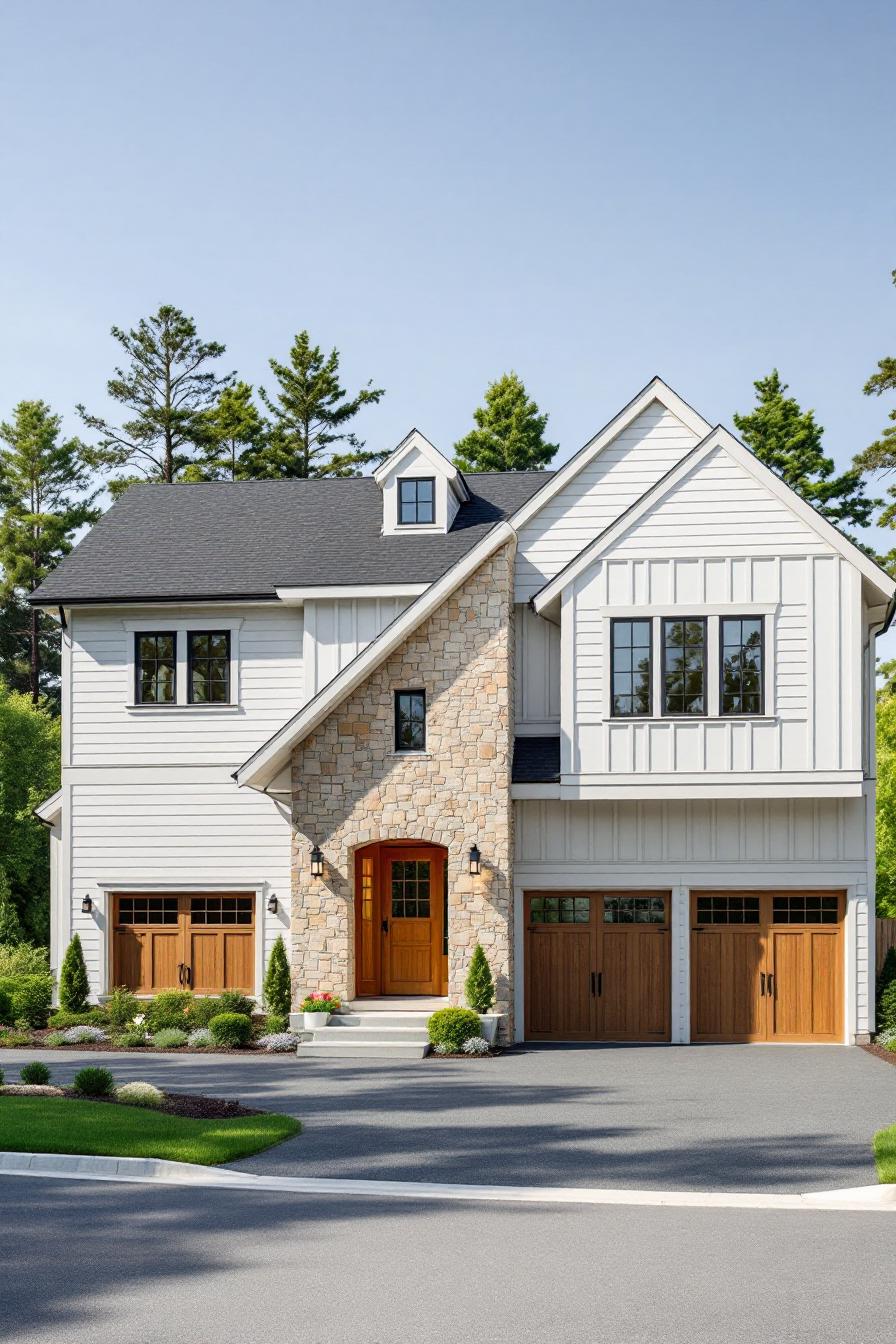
[299,991,341,1013]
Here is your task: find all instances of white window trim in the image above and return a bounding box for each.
[122,618,243,710]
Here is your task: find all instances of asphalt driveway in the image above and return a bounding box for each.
[2,1043,894,1192]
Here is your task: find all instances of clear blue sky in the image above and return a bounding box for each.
[1,1,894,549]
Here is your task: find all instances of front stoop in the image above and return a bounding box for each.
[296,1011,432,1059]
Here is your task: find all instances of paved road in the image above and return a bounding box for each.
[2,1043,894,1191]
[0,1176,891,1343]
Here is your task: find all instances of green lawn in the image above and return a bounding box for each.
[0,1097,300,1166]
[873,1124,896,1183]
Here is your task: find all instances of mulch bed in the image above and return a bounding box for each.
[860,1042,896,1067]
[0,1031,284,1056]
[67,1090,266,1119]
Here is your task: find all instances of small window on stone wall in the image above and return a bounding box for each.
[395,689,426,752]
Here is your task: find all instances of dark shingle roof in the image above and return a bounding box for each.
[512,736,561,783]
[30,472,552,606]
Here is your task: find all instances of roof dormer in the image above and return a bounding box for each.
[374,429,470,536]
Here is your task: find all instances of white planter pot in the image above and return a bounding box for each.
[304,1011,331,1030]
[478,1014,502,1045]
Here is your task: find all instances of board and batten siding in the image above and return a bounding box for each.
[514,603,561,732]
[567,445,863,782]
[515,402,701,602]
[302,594,414,700]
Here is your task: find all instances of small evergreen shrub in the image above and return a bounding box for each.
[187,1027,213,1047]
[145,991,194,1031]
[20,1061,51,1084]
[72,1066,115,1096]
[257,1032,300,1052]
[115,1081,164,1108]
[151,1028,189,1048]
[0,987,13,1025]
[185,997,225,1027]
[265,1013,288,1035]
[0,1067,4,1084]
[1,1032,31,1047]
[115,1031,148,1049]
[61,1025,107,1044]
[263,936,292,1018]
[58,934,90,1012]
[877,948,896,1034]
[427,1007,482,1052]
[0,944,50,978]
[461,1036,490,1055]
[0,974,54,1028]
[104,987,139,1030]
[217,990,255,1018]
[48,1008,107,1029]
[464,943,495,1014]
[209,1012,252,1047]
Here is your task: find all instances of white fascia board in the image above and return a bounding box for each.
[235,520,515,790]
[275,583,429,606]
[34,788,63,824]
[373,428,470,501]
[507,376,713,537]
[555,772,864,801]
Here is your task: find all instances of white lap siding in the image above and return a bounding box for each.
[513,795,873,1044]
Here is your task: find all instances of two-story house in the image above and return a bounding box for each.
[32,378,894,1047]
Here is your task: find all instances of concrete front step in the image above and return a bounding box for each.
[299,1039,430,1059]
[311,1026,431,1043]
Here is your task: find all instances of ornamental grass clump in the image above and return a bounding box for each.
[72,1066,115,1097]
[427,1007,482,1052]
[464,943,495,1014]
[151,1028,188,1049]
[115,1031,148,1049]
[209,1012,252,1047]
[61,1025,107,1044]
[115,1081,164,1108]
[20,1061,51,1085]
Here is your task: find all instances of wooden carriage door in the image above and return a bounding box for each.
[112,894,181,994]
[186,894,255,993]
[690,894,767,1042]
[381,848,444,995]
[598,893,670,1042]
[766,893,843,1043]
[524,893,595,1041]
[113,892,255,994]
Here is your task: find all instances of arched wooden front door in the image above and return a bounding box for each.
[355,842,447,997]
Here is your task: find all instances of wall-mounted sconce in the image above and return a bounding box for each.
[469,844,481,876]
[81,894,93,914]
[310,845,324,878]
[267,893,278,914]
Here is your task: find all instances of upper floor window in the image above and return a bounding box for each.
[395,689,426,751]
[610,619,652,717]
[135,632,176,704]
[188,631,231,704]
[720,616,763,716]
[398,477,435,525]
[662,618,706,716]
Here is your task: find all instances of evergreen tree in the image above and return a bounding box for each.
[0,400,99,703]
[734,371,877,536]
[184,382,268,481]
[263,935,292,1016]
[453,372,558,473]
[464,942,495,1013]
[78,304,233,494]
[853,271,896,566]
[58,933,90,1011]
[0,679,59,944]
[256,330,385,477]
[0,873,24,945]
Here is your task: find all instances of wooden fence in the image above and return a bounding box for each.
[877,918,896,974]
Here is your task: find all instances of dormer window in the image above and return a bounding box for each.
[398,477,435,526]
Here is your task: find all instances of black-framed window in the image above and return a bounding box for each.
[135,632,176,704]
[188,630,231,704]
[720,616,764,716]
[394,689,426,751]
[398,477,435,525]
[611,618,652,717]
[662,618,706,716]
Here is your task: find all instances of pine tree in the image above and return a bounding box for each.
[78,305,233,494]
[184,382,268,481]
[464,942,495,1013]
[853,271,896,567]
[256,330,385,477]
[0,400,99,703]
[263,935,292,1016]
[454,372,558,473]
[58,933,90,1011]
[734,371,877,536]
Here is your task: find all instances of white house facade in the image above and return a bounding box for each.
[32,378,894,1046]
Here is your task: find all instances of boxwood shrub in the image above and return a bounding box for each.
[209,1012,252,1047]
[20,1061,51,1085]
[427,1007,483,1052]
[72,1066,115,1096]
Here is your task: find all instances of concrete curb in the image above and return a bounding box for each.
[0,1151,894,1211]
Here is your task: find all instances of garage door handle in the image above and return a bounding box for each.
[177,962,185,986]
[767,973,774,998]
[591,971,602,998]
[760,972,766,997]
[184,965,192,987]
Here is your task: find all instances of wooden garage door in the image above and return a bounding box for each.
[112,893,255,995]
[690,892,843,1043]
[524,891,671,1042]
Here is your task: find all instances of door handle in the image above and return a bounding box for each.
[185,965,192,987]
[760,972,766,997]
[177,962,184,986]
[597,971,603,998]
[591,971,596,997]
[767,973,774,998]
[381,918,389,935]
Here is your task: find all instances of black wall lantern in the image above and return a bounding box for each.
[310,845,324,878]
[267,893,278,914]
[81,894,93,914]
[469,844,481,876]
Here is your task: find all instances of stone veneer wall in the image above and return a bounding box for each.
[290,542,515,1034]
